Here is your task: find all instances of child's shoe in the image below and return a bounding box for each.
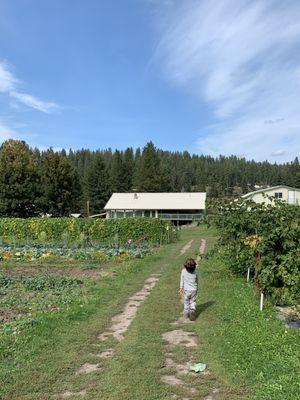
[189,309,196,321]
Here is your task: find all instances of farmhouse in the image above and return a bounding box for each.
[104,192,206,223]
[242,185,300,205]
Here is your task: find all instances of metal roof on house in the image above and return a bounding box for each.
[104,192,206,210]
[242,185,300,198]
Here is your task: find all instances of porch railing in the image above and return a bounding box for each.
[158,213,203,221]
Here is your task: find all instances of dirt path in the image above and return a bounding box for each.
[180,239,194,255]
[97,274,159,343]
[56,233,216,400]
[57,273,161,398]
[159,238,221,400]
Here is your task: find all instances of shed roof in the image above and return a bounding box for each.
[104,192,206,210]
[242,185,300,198]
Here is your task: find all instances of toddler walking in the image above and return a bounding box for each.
[179,258,198,320]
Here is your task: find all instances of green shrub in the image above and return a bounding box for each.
[208,198,300,305]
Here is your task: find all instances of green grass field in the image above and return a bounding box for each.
[0,226,299,400]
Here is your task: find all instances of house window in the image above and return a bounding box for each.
[274,192,283,199]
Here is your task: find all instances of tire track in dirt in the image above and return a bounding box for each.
[97,275,159,343]
[180,240,194,255]
[56,273,161,398]
[196,238,206,262]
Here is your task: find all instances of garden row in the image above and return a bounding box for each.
[209,198,300,305]
[0,243,153,263]
[0,217,177,245]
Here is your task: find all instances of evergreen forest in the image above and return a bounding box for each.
[0,139,299,217]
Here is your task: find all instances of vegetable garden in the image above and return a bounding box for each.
[0,217,176,245]
[0,217,177,263]
[209,198,300,305]
[0,217,177,336]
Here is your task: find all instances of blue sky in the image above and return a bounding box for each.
[0,0,299,162]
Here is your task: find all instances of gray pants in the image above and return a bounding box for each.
[183,290,197,317]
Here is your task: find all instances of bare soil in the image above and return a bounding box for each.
[60,390,86,399]
[0,305,27,323]
[76,363,102,375]
[180,240,194,255]
[162,329,198,348]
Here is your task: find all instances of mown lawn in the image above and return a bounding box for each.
[0,226,299,400]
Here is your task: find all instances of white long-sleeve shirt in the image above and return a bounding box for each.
[180,268,198,292]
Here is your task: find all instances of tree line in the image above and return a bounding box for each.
[0,139,299,217]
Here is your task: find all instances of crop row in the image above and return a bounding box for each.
[0,217,177,245]
[0,243,153,262]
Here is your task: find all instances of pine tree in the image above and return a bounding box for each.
[110,150,128,192]
[134,142,165,192]
[85,153,110,214]
[291,157,300,187]
[40,149,79,216]
[0,139,40,217]
[123,147,134,191]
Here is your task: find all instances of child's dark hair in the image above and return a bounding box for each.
[184,258,197,273]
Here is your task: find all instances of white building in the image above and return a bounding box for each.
[242,185,300,205]
[104,192,206,222]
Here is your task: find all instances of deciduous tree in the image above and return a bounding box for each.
[0,139,40,217]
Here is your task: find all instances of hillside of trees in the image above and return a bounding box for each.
[0,139,299,217]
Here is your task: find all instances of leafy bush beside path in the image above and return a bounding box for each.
[209,198,300,305]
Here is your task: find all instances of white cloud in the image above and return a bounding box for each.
[0,61,59,113]
[10,91,59,114]
[0,62,17,92]
[152,0,300,161]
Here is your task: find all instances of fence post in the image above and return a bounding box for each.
[260,292,264,311]
[247,267,250,282]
